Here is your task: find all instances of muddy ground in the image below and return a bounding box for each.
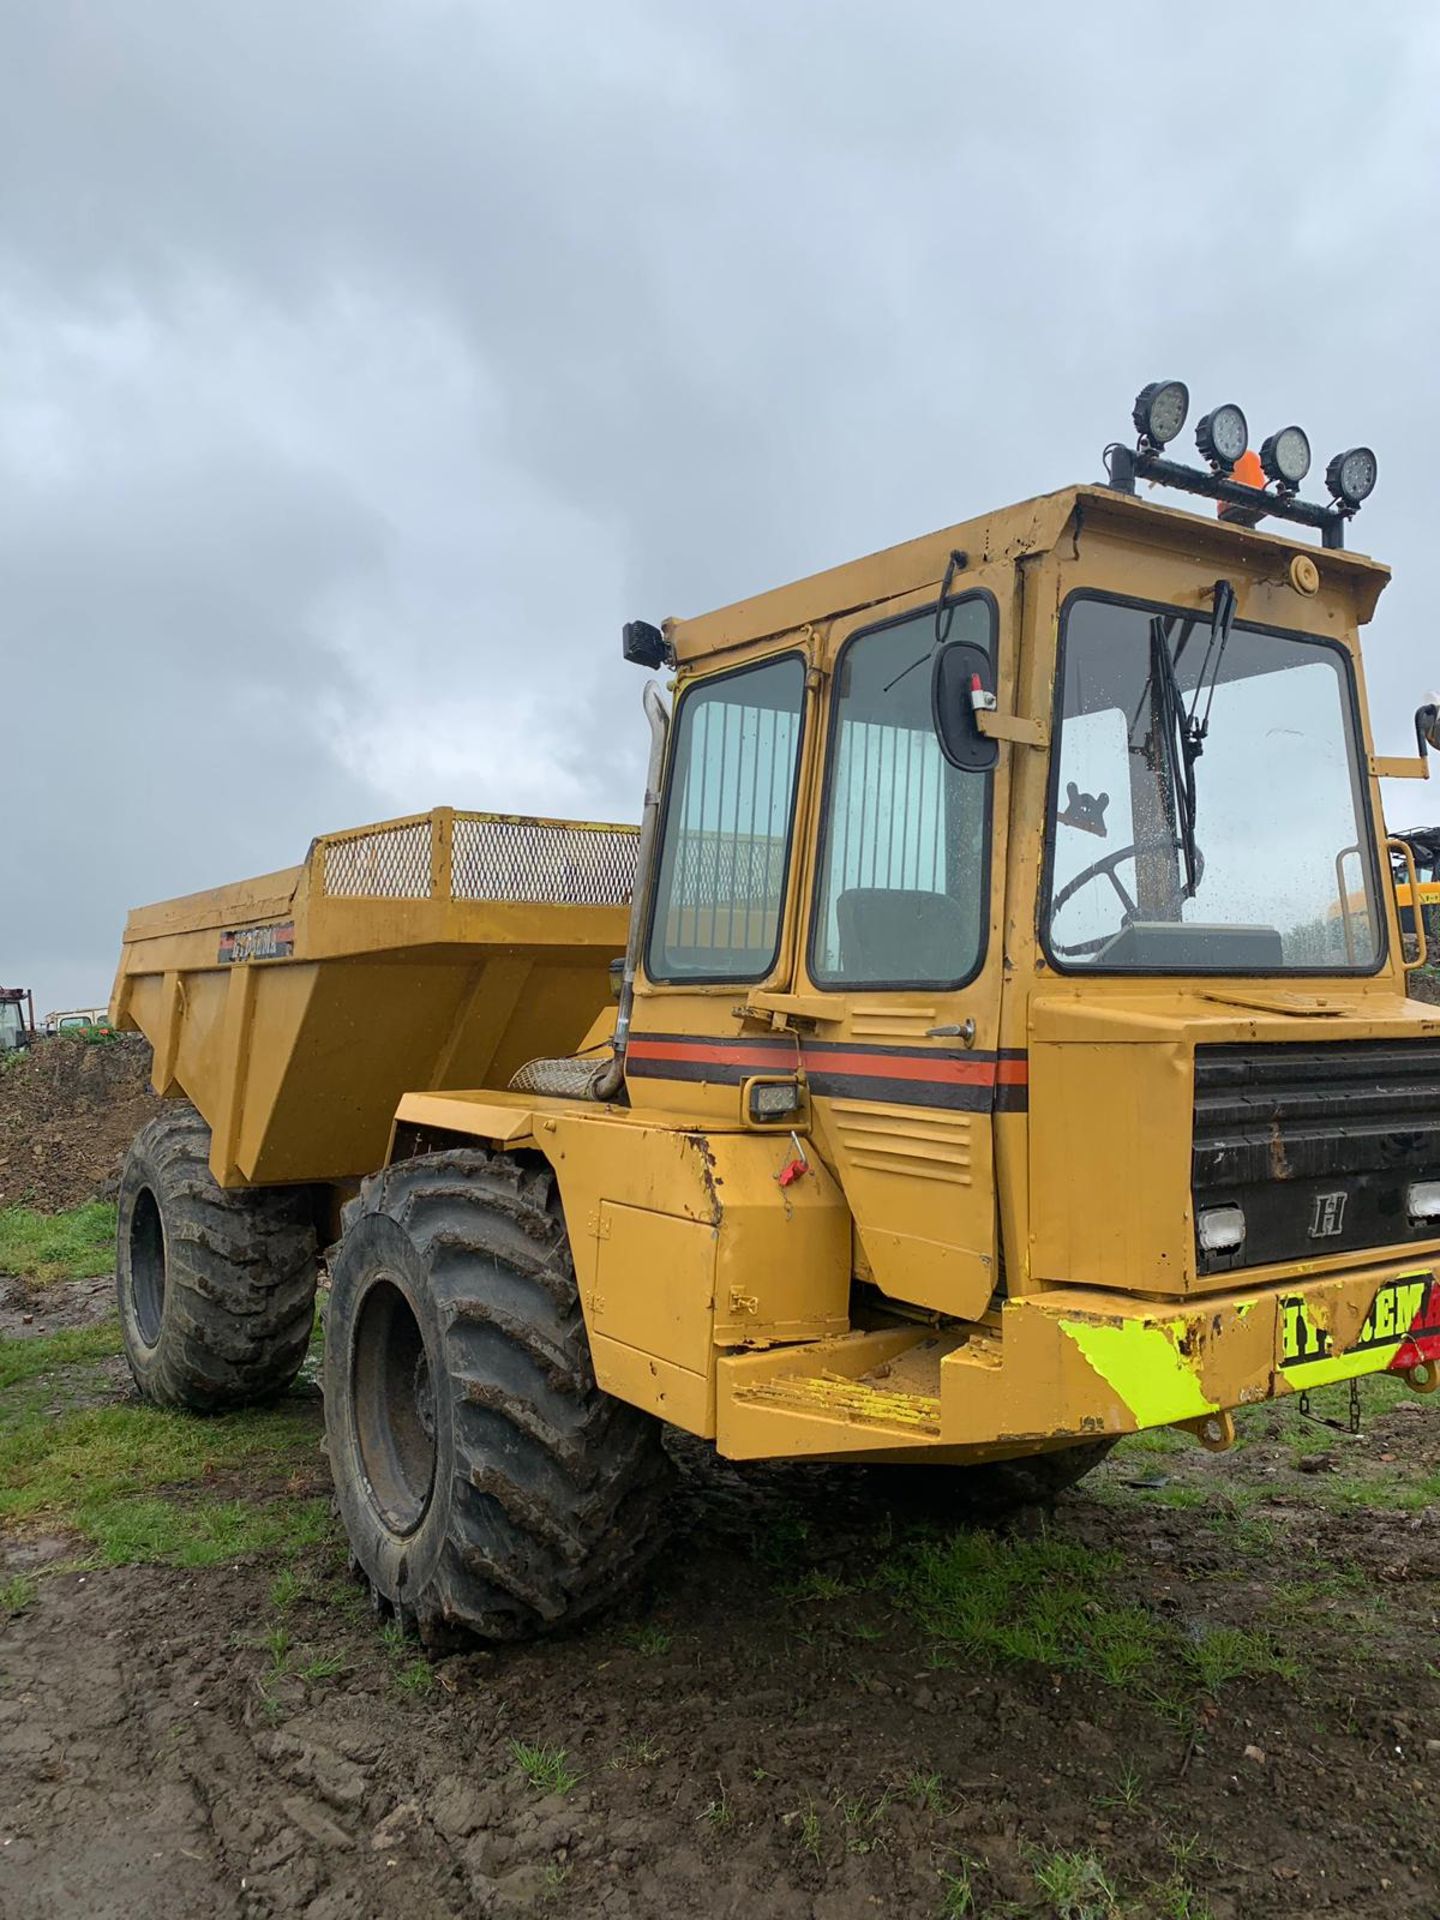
[0,1037,160,1212]
[2,1264,1438,1920]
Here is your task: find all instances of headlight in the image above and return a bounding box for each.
[1406,1179,1440,1225]
[1132,380,1189,448]
[1325,446,1378,509]
[1198,1204,1246,1253]
[746,1077,802,1122]
[1195,403,1249,472]
[1260,425,1311,488]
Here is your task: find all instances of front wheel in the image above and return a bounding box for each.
[324,1149,674,1644]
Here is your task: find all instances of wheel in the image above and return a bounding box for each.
[880,1438,1118,1519]
[951,1438,1117,1511]
[324,1149,674,1644]
[115,1107,319,1411]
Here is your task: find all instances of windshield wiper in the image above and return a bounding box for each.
[1146,579,1237,900]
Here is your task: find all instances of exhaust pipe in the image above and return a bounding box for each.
[594,680,669,1101]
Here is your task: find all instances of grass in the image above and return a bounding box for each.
[784,1568,855,1603]
[886,1527,1297,1711]
[269,1568,311,1611]
[1027,1846,1122,1920]
[0,1202,116,1283]
[699,1780,734,1831]
[300,1652,348,1681]
[906,1769,945,1814]
[621,1622,671,1656]
[794,1802,823,1861]
[0,1320,123,1393]
[1184,1624,1299,1693]
[938,1859,979,1917]
[1094,1760,1145,1811]
[395,1658,435,1697]
[836,1789,891,1855]
[510,1740,580,1796]
[0,1329,331,1568]
[75,1495,332,1568]
[1,1572,38,1615]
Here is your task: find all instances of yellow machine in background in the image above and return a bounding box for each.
[112,383,1440,1642]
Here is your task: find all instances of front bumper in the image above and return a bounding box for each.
[716,1255,1440,1462]
[942,1256,1440,1445]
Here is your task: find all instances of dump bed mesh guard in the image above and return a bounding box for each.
[316,810,639,905]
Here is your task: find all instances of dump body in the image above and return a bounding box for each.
[111,808,636,1186]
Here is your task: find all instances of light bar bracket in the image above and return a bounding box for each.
[1104,444,1352,549]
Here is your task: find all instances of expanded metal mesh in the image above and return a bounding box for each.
[451,815,637,906]
[316,811,638,905]
[508,1053,611,1099]
[319,819,433,899]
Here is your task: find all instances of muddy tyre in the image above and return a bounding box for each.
[116,1107,319,1412]
[882,1438,1117,1519]
[953,1438,1117,1510]
[325,1149,674,1644]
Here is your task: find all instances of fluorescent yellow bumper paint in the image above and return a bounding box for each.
[1059,1316,1218,1426]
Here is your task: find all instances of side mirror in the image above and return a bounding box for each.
[1416,700,1440,759]
[931,640,999,773]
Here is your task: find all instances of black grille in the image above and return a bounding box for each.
[1192,1041,1440,1274]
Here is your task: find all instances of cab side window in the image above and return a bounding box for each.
[810,599,993,988]
[646,653,806,982]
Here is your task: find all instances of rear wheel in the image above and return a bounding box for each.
[324,1149,674,1644]
[116,1108,318,1411]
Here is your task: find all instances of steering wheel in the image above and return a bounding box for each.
[1050,837,1204,958]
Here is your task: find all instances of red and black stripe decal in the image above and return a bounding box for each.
[627,1032,1029,1113]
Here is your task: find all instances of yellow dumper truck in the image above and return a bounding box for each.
[112,383,1440,1643]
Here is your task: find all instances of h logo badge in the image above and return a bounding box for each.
[1309,1190,1348,1239]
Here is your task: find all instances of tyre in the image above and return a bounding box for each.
[880,1438,1117,1520]
[952,1438,1117,1510]
[115,1107,319,1411]
[324,1149,674,1644]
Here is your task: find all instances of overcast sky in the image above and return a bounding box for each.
[3,2,1438,1010]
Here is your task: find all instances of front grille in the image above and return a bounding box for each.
[1193,1041,1440,1274]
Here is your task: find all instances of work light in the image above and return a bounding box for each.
[1198,1205,1246,1253]
[1325,446,1378,509]
[1132,380,1189,448]
[1260,425,1311,489]
[1195,404,1248,471]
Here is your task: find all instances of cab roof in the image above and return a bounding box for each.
[664,483,1391,665]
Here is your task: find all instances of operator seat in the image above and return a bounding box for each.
[835,888,971,984]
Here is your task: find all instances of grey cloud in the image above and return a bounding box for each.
[1,0,1437,1006]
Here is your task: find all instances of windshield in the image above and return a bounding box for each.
[1044,594,1383,973]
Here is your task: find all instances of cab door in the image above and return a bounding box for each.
[792,578,1014,1320]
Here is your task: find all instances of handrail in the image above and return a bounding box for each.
[1389,835,1431,972]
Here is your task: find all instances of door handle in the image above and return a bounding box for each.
[925,1020,977,1047]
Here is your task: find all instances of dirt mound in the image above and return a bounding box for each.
[0,1036,161,1212]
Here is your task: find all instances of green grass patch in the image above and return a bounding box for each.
[1,1572,38,1615]
[0,1203,116,1282]
[0,1320,124,1394]
[80,1495,332,1568]
[1027,1846,1122,1919]
[886,1528,1296,1709]
[0,1396,322,1520]
[0,1347,330,1568]
[510,1739,580,1795]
